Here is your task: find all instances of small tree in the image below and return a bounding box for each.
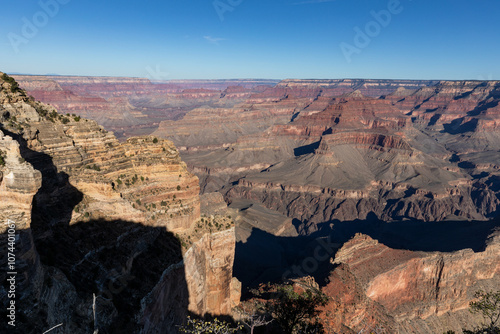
[179,316,241,334]
[464,290,500,334]
[254,283,328,334]
[446,290,500,334]
[234,299,273,334]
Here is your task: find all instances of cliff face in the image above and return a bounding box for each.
[137,228,237,333]
[0,72,238,333]
[319,232,500,333]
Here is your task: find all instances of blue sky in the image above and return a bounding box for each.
[1,0,499,80]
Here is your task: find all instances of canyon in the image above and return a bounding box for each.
[0,73,239,333]
[13,75,279,139]
[6,74,500,332]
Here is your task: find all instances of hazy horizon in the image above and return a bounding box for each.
[6,73,499,82]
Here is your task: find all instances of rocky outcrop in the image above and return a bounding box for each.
[184,228,237,316]
[319,232,500,333]
[0,131,41,230]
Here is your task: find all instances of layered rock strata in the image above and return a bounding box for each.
[0,72,238,333]
[13,75,278,139]
[318,232,500,333]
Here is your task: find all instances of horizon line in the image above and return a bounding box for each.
[4,72,499,82]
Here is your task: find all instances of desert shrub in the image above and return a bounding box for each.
[463,290,500,334]
[445,290,500,334]
[0,151,6,166]
[179,316,241,334]
[2,73,21,93]
[252,283,328,334]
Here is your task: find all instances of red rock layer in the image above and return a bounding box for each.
[318,233,500,333]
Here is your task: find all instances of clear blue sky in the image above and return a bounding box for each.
[1,0,499,80]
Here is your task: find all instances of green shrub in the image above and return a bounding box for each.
[179,316,241,334]
[2,73,22,93]
[255,283,328,334]
[35,106,48,117]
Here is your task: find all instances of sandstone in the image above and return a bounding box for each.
[0,130,42,231]
[184,228,237,316]
[319,232,500,333]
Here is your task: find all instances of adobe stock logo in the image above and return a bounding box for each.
[8,0,71,54]
[340,0,409,63]
[213,0,243,22]
[281,236,339,281]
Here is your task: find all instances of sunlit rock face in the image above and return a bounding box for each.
[0,72,238,333]
[318,232,500,333]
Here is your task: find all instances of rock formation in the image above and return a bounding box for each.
[0,72,239,333]
[318,231,500,333]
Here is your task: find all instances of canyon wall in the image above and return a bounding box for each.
[0,72,238,333]
[319,232,500,333]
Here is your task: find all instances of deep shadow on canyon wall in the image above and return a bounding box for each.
[234,213,500,295]
[0,127,190,333]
